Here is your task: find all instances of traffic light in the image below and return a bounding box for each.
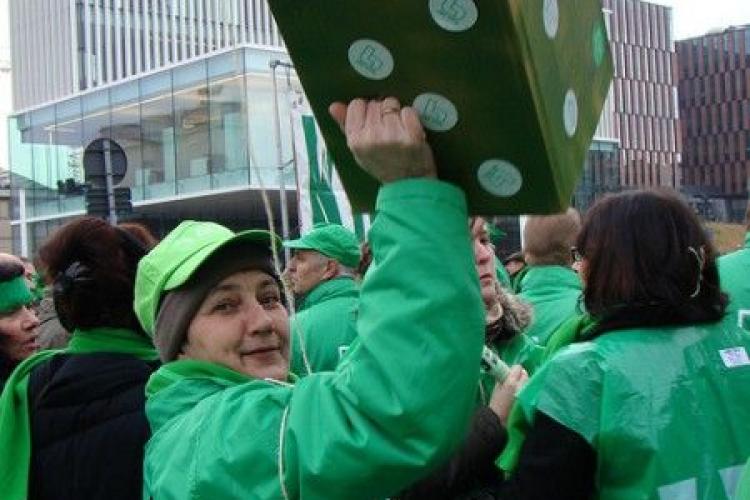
[114,187,132,216]
[85,187,109,218]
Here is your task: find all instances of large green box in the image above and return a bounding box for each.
[268,0,613,215]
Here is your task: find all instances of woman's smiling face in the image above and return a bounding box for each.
[182,270,290,381]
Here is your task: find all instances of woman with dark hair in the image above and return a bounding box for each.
[0,217,160,500]
[470,190,750,499]
[0,256,40,388]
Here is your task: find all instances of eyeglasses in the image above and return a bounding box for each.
[570,246,584,263]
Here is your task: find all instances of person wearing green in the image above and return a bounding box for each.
[517,208,583,345]
[137,97,486,500]
[474,190,750,499]
[472,218,541,404]
[283,222,360,375]
[0,255,40,389]
[394,218,535,500]
[0,218,159,500]
[718,202,750,333]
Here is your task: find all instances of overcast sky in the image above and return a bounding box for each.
[650,0,750,40]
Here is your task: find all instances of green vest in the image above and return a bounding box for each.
[718,233,750,332]
[515,323,750,499]
[290,277,359,376]
[517,265,582,345]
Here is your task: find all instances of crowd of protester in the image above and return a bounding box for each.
[0,97,748,499]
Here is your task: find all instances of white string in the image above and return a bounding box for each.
[277,405,291,500]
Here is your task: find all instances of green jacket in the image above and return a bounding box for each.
[142,179,485,500]
[517,265,582,345]
[718,233,750,332]
[290,277,359,376]
[514,323,750,499]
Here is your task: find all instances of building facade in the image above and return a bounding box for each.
[603,0,681,190]
[572,0,679,214]
[677,25,750,222]
[8,0,299,256]
[10,0,280,111]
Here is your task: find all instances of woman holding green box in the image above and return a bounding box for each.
[138,97,490,499]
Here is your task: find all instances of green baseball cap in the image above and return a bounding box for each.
[134,220,281,337]
[283,223,361,268]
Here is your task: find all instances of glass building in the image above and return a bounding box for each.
[9,45,300,255]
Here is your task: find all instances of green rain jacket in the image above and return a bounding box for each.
[517,265,582,345]
[142,180,485,500]
[290,277,359,376]
[718,233,750,332]
[513,323,750,499]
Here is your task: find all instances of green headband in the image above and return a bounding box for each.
[0,276,34,314]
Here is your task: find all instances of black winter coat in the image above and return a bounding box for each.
[27,353,159,500]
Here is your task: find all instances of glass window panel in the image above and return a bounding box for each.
[245,73,299,189]
[140,72,176,199]
[54,97,85,213]
[29,107,58,217]
[174,61,211,194]
[209,54,249,189]
[110,81,144,201]
[8,115,34,220]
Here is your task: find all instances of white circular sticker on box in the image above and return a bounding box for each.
[543,0,559,39]
[413,93,459,132]
[348,39,394,80]
[429,0,479,32]
[477,159,523,197]
[563,89,578,138]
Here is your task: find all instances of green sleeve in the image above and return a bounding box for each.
[282,179,486,499]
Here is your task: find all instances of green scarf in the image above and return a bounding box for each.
[0,327,158,500]
[146,359,252,398]
[146,359,298,399]
[496,314,597,473]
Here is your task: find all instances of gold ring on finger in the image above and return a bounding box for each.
[381,107,400,118]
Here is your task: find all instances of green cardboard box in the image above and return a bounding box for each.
[268,0,613,215]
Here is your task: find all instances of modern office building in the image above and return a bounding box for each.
[603,0,681,189]
[10,0,282,110]
[8,1,299,256]
[676,25,750,222]
[573,0,680,213]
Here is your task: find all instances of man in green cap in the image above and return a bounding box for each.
[283,222,361,375]
[718,200,750,332]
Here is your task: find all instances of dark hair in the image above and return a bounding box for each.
[0,259,25,282]
[118,222,159,250]
[578,189,727,336]
[745,200,750,230]
[38,217,148,332]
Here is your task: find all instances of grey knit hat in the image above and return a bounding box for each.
[153,242,279,362]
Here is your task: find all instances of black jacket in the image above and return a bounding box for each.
[27,353,159,500]
[0,353,17,391]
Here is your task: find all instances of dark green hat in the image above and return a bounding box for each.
[283,223,361,268]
